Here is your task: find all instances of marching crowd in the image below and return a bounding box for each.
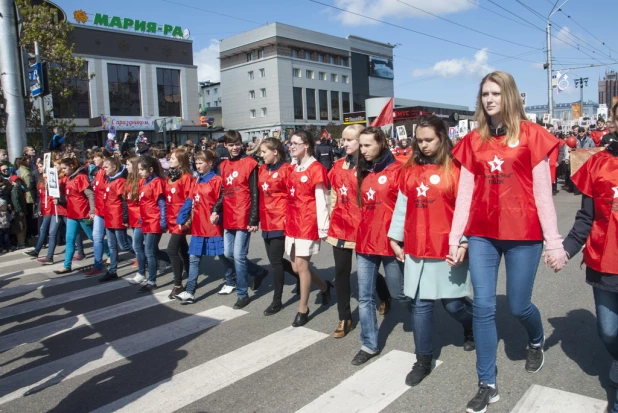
[1,70,618,413]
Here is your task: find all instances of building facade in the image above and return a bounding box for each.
[199,81,221,109]
[219,23,394,140]
[599,70,618,108]
[525,100,599,122]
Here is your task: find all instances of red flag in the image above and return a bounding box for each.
[370,97,394,127]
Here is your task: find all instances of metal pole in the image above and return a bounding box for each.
[546,23,554,120]
[35,41,46,149]
[0,0,27,161]
[163,119,167,149]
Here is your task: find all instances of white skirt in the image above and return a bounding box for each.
[285,236,320,257]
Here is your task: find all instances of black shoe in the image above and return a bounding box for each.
[99,272,118,282]
[137,283,157,293]
[463,328,475,352]
[251,269,268,291]
[292,309,309,327]
[466,382,500,413]
[525,337,545,373]
[351,349,379,366]
[321,280,334,306]
[233,296,251,309]
[405,355,432,386]
[24,250,38,258]
[264,301,282,316]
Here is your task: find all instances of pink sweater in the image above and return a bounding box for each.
[448,158,563,250]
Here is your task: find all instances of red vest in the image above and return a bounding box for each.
[56,177,68,216]
[258,163,292,232]
[590,129,609,147]
[452,122,558,241]
[571,151,618,274]
[139,177,165,234]
[125,179,143,228]
[220,157,258,230]
[400,164,459,259]
[355,161,402,256]
[38,181,54,216]
[103,177,127,229]
[285,160,329,240]
[66,173,91,220]
[166,173,195,235]
[328,159,360,242]
[190,176,224,237]
[93,168,106,217]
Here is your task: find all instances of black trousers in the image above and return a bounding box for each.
[263,237,299,303]
[167,234,189,286]
[333,245,391,321]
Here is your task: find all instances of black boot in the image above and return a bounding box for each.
[292,309,309,327]
[463,328,475,351]
[405,355,433,386]
[264,300,282,316]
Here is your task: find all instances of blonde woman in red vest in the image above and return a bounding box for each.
[328,124,392,338]
[285,130,333,327]
[449,71,567,413]
[388,116,474,387]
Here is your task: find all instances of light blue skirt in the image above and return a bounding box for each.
[403,255,472,300]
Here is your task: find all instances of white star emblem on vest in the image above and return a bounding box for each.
[613,186,618,198]
[194,194,200,202]
[167,195,172,202]
[339,184,348,196]
[366,187,376,200]
[416,182,429,197]
[488,155,504,172]
[226,174,234,185]
[290,187,295,197]
[262,182,269,191]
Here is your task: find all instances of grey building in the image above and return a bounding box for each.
[599,70,618,108]
[525,100,599,122]
[219,23,394,140]
[199,81,221,109]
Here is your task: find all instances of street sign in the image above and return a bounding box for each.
[29,62,43,97]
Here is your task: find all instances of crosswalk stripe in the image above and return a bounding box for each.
[91,326,329,413]
[0,305,246,406]
[0,256,133,282]
[295,350,441,413]
[510,384,607,413]
[0,280,129,321]
[0,290,173,352]
[0,274,92,301]
[0,251,75,268]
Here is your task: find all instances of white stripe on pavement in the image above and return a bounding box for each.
[0,290,173,352]
[0,280,129,321]
[0,274,90,301]
[510,384,607,413]
[295,350,442,413]
[91,326,329,413]
[0,305,246,406]
[0,257,134,282]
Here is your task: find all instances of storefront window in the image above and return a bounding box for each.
[319,90,328,120]
[53,63,90,119]
[306,88,316,120]
[293,87,303,120]
[342,92,350,114]
[157,68,182,117]
[108,63,141,116]
[331,91,340,121]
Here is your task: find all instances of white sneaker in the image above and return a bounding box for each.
[218,284,236,295]
[610,360,618,388]
[175,291,195,304]
[129,274,147,285]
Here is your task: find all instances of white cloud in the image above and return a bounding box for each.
[412,49,494,78]
[332,0,475,26]
[553,26,572,49]
[194,39,220,82]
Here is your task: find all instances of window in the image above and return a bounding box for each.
[341,57,348,66]
[248,71,254,80]
[293,68,301,78]
[291,49,298,58]
[206,90,210,95]
[293,87,303,119]
[331,73,338,82]
[250,109,256,118]
[258,49,264,59]
[306,88,316,120]
[331,91,340,121]
[329,56,335,64]
[207,102,210,107]
[247,52,254,62]
[259,68,265,77]
[319,89,328,120]
[342,91,350,113]
[249,90,255,99]
[261,107,267,117]
[317,54,324,62]
[306,70,314,79]
[319,72,326,81]
[214,88,218,94]
[53,62,90,119]
[342,75,349,84]
[304,51,311,59]
[260,88,266,97]
[156,68,182,117]
[107,63,141,116]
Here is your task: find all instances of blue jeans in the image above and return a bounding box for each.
[593,287,618,413]
[144,233,162,283]
[357,253,404,354]
[105,228,128,274]
[93,215,110,270]
[185,254,231,294]
[468,236,544,384]
[224,229,265,298]
[35,216,84,257]
[132,227,145,276]
[411,293,473,356]
[63,219,93,269]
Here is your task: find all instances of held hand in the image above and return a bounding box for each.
[210,213,219,224]
[389,239,404,262]
[545,248,569,272]
[53,198,58,205]
[446,245,466,267]
[178,224,183,232]
[247,225,258,233]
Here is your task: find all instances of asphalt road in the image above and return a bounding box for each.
[0,188,612,413]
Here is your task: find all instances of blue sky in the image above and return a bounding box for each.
[55,0,618,110]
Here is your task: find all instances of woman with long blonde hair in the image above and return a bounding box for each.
[448,71,567,413]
